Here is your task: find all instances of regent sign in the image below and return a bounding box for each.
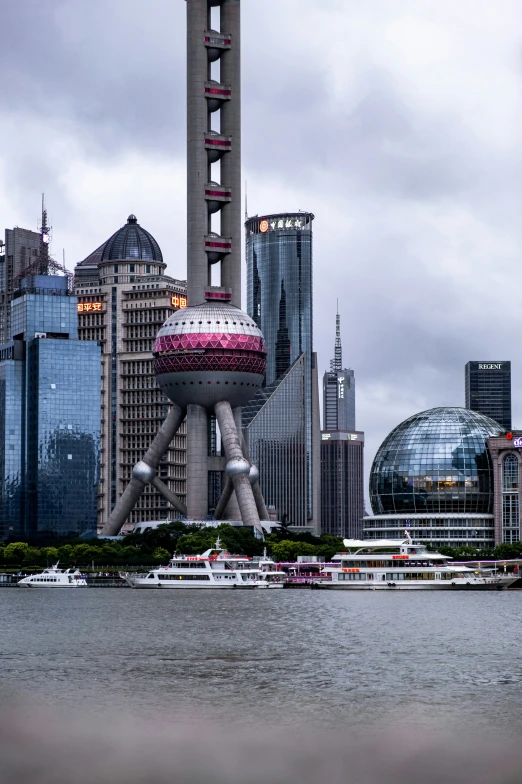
[479,363,502,370]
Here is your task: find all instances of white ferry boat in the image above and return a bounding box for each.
[314,534,517,591]
[18,563,88,588]
[124,540,284,589]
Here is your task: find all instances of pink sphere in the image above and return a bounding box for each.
[153,303,266,411]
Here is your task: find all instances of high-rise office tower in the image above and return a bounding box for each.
[465,361,511,430]
[320,309,363,538]
[0,203,72,344]
[0,227,40,343]
[323,310,355,431]
[101,0,269,536]
[0,209,101,539]
[320,431,364,539]
[74,215,188,530]
[243,213,321,533]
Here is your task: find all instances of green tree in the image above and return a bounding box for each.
[3,542,30,563]
[152,547,171,562]
[71,544,98,564]
[270,540,318,562]
[22,547,40,565]
[40,547,60,564]
[493,542,522,559]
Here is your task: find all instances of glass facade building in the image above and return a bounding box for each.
[323,369,355,431]
[465,361,511,430]
[370,407,503,515]
[321,431,364,538]
[0,275,101,539]
[244,213,320,531]
[243,355,309,527]
[367,407,504,549]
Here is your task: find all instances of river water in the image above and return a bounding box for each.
[1,588,521,733]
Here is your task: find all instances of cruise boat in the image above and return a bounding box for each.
[124,539,284,589]
[18,563,88,588]
[313,534,517,591]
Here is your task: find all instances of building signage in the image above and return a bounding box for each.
[392,555,409,560]
[259,216,306,232]
[514,437,522,448]
[478,363,502,370]
[171,296,188,308]
[77,302,102,312]
[338,376,345,399]
[322,434,331,440]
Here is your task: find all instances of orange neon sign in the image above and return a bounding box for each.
[171,296,187,309]
[77,302,102,313]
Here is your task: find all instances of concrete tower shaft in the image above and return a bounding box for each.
[187,0,241,307]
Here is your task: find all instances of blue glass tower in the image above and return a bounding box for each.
[244,213,320,532]
[0,274,101,539]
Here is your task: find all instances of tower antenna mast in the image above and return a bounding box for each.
[330,302,342,372]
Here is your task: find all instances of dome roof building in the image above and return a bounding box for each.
[370,407,504,516]
[73,215,188,531]
[365,407,505,550]
[101,215,163,263]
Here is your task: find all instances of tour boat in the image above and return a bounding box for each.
[313,533,517,591]
[124,539,284,589]
[18,563,88,588]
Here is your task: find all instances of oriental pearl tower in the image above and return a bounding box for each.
[101,0,269,535]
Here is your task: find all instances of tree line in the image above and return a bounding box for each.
[0,522,346,568]
[2,524,519,569]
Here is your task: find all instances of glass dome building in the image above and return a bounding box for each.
[365,407,505,548]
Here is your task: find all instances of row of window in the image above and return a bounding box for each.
[364,519,493,528]
[156,574,210,581]
[336,572,462,581]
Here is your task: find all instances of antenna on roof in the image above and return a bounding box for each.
[245,180,248,220]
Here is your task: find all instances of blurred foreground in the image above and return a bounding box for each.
[1,701,521,784]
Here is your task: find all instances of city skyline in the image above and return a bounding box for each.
[2,0,522,490]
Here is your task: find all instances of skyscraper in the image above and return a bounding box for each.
[101,0,269,536]
[320,431,364,539]
[0,226,41,343]
[323,310,355,431]
[465,361,511,430]
[0,272,101,539]
[320,310,363,538]
[74,215,188,530]
[244,213,321,532]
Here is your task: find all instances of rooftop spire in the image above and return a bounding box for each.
[330,302,342,372]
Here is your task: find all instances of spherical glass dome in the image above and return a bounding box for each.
[101,215,163,262]
[370,407,504,515]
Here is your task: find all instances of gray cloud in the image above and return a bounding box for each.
[2,0,522,503]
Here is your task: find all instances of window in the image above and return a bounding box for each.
[503,453,518,491]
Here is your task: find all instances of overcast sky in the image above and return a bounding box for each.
[2,0,522,505]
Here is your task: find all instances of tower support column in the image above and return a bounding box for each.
[101,403,185,536]
[215,400,261,530]
[186,404,209,519]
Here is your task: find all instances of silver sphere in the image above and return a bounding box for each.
[132,461,156,485]
[226,457,251,479]
[248,464,260,485]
